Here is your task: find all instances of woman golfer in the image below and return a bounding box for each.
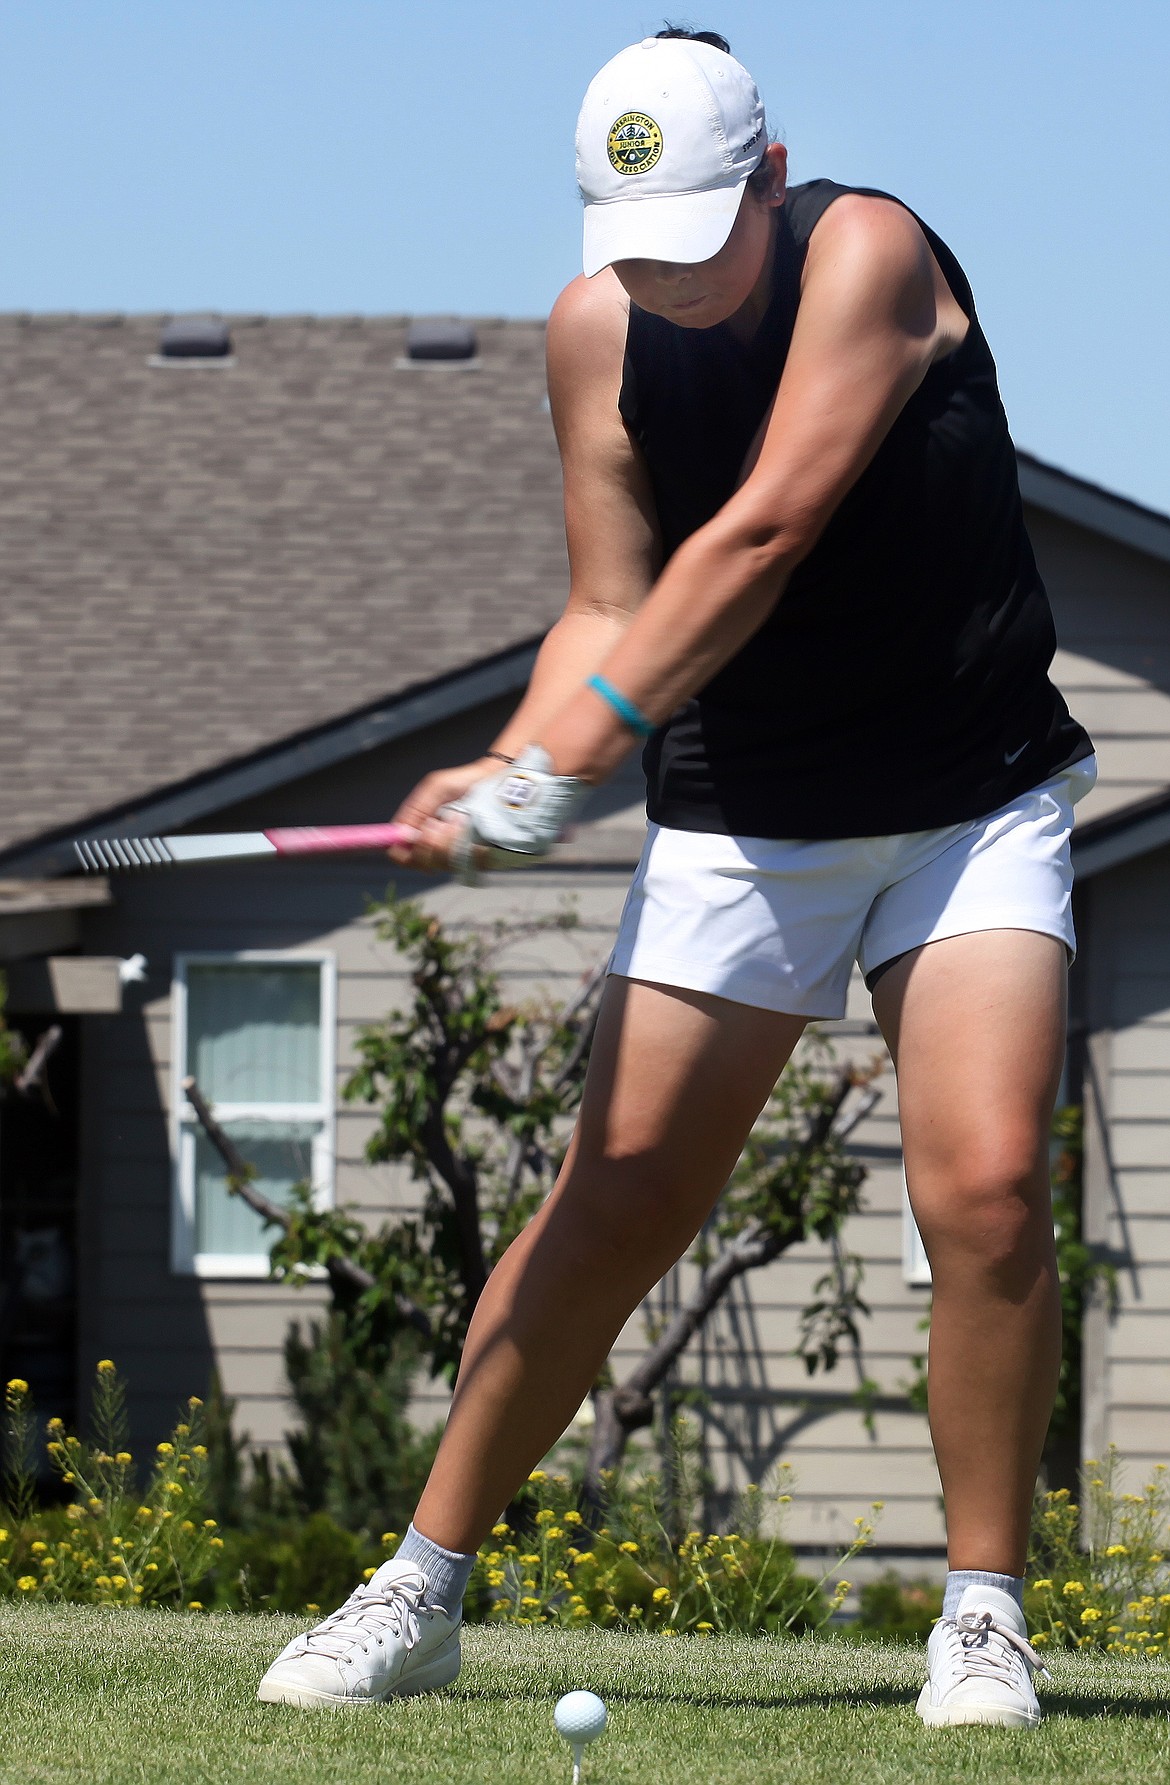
[259,29,1095,1728]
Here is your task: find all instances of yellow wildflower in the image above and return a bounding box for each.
[652,1586,671,1602]
[165,1482,183,1497]
[491,1523,509,1539]
[1063,1581,1085,1596]
[97,1360,115,1373]
[527,1470,548,1484]
[46,1417,64,1432]
[619,1541,639,1555]
[203,1519,217,1530]
[188,1601,203,1611]
[696,1621,714,1633]
[115,1452,132,1465]
[192,1445,208,1459]
[520,1596,541,1608]
[629,1605,643,1619]
[520,1554,540,1566]
[210,1538,224,1549]
[156,1442,174,1456]
[0,1530,8,1544]
[144,1564,158,1574]
[563,1511,582,1525]
[546,1527,564,1540]
[180,1521,196,1533]
[187,1396,203,1409]
[30,1541,47,1555]
[16,1576,37,1592]
[7,1379,29,1395]
[1105,1544,1128,1557]
[1032,1579,1053,1589]
[1081,1608,1102,1623]
[95,1575,112,1589]
[87,1498,102,1512]
[381,1532,399,1546]
[535,1508,555,1526]
[487,1570,505,1587]
[363,1568,377,1581]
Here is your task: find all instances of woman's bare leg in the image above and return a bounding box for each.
[413,976,807,1554]
[872,929,1067,1574]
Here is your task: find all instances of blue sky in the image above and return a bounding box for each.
[3,1,1167,511]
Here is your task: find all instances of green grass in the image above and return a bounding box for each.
[1,1604,1169,1783]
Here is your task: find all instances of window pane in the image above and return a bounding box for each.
[186,963,321,1103]
[192,1119,320,1257]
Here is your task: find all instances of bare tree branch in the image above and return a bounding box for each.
[15,1024,62,1100]
[182,1075,433,1341]
[583,1064,859,1499]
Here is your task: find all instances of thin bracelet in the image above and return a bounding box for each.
[485,750,515,765]
[586,674,656,739]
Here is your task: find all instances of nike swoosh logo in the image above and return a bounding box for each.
[1004,743,1029,765]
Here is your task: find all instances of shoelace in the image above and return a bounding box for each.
[298,1567,443,1662]
[937,1609,1051,1684]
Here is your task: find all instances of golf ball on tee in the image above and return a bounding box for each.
[554,1691,608,1744]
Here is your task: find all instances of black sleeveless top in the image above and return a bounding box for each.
[619,179,1093,839]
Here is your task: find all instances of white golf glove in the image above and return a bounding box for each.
[441,745,588,879]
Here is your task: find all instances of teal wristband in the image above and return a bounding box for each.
[586,674,656,739]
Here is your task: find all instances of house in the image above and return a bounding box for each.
[1,310,1168,1569]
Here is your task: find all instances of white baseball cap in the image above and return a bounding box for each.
[575,37,767,278]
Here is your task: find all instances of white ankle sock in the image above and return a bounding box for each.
[393,1523,476,1618]
[943,1569,1024,1619]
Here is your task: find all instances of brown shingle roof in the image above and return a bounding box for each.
[0,314,566,858]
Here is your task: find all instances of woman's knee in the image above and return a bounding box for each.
[911,1136,1055,1282]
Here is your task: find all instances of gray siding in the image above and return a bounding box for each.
[1034,505,1170,825]
[1081,843,1170,1477]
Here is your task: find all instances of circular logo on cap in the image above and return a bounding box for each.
[607,113,664,176]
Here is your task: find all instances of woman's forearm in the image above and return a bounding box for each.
[539,521,796,780]
[489,607,632,759]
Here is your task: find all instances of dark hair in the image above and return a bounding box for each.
[655,25,731,54]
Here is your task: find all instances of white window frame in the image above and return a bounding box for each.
[901,1168,933,1288]
[170,950,336,1278]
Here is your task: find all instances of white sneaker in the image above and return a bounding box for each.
[916,1583,1048,1729]
[257,1559,462,1709]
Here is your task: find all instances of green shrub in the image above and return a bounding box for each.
[211,1511,384,1615]
[469,1457,879,1637]
[202,1323,440,1541]
[1,1368,219,1608]
[1027,1448,1170,1656]
[851,1573,942,1643]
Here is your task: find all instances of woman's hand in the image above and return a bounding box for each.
[387,758,502,873]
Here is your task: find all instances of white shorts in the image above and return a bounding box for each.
[608,757,1098,1019]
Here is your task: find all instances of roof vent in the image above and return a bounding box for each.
[152,316,234,366]
[401,318,479,365]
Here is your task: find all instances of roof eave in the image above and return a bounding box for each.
[0,638,541,877]
[1018,451,1170,565]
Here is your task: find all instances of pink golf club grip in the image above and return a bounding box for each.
[264,823,418,855]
